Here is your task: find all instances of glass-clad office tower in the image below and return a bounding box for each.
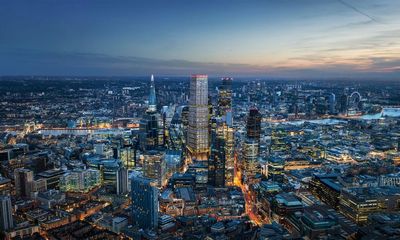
[0,196,13,231]
[187,74,209,161]
[131,175,159,230]
[246,108,261,142]
[208,117,226,187]
[218,77,233,119]
[140,75,161,151]
[217,77,234,185]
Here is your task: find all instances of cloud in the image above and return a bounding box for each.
[369,57,400,72]
[0,48,271,76]
[0,48,399,79]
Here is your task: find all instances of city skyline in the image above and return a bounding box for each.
[1,73,400,239]
[1,1,400,239]
[1,0,400,78]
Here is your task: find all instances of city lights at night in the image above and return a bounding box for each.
[0,1,400,240]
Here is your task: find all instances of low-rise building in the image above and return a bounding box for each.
[339,186,400,224]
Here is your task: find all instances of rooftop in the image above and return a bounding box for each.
[275,193,302,207]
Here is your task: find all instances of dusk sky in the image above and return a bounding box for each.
[1,0,400,78]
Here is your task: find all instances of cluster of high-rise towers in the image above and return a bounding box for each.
[137,74,262,187]
[131,74,262,230]
[139,74,236,187]
[185,75,261,186]
[186,75,235,187]
[131,74,236,230]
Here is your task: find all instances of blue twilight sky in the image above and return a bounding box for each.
[0,0,400,78]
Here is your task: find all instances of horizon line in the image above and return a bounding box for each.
[0,74,399,81]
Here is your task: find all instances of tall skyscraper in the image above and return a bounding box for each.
[243,138,259,182]
[148,74,157,112]
[0,196,13,231]
[207,116,234,187]
[217,78,234,185]
[208,118,226,187]
[139,75,160,151]
[244,108,261,183]
[187,74,209,161]
[120,146,134,169]
[181,106,189,129]
[116,167,128,195]
[218,77,233,119]
[131,175,159,230]
[223,124,234,186]
[139,114,159,151]
[143,150,166,187]
[246,108,261,142]
[14,168,34,198]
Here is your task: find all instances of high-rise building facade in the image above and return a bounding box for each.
[116,167,128,195]
[148,74,157,112]
[207,116,234,187]
[223,124,234,186]
[139,113,159,150]
[139,112,159,150]
[208,118,226,187]
[120,146,134,169]
[143,150,166,187]
[0,196,13,231]
[242,108,261,183]
[246,108,261,142]
[217,78,234,186]
[218,77,233,119]
[59,169,101,193]
[139,75,160,151]
[187,74,209,160]
[131,175,159,230]
[243,138,259,181]
[14,168,34,198]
